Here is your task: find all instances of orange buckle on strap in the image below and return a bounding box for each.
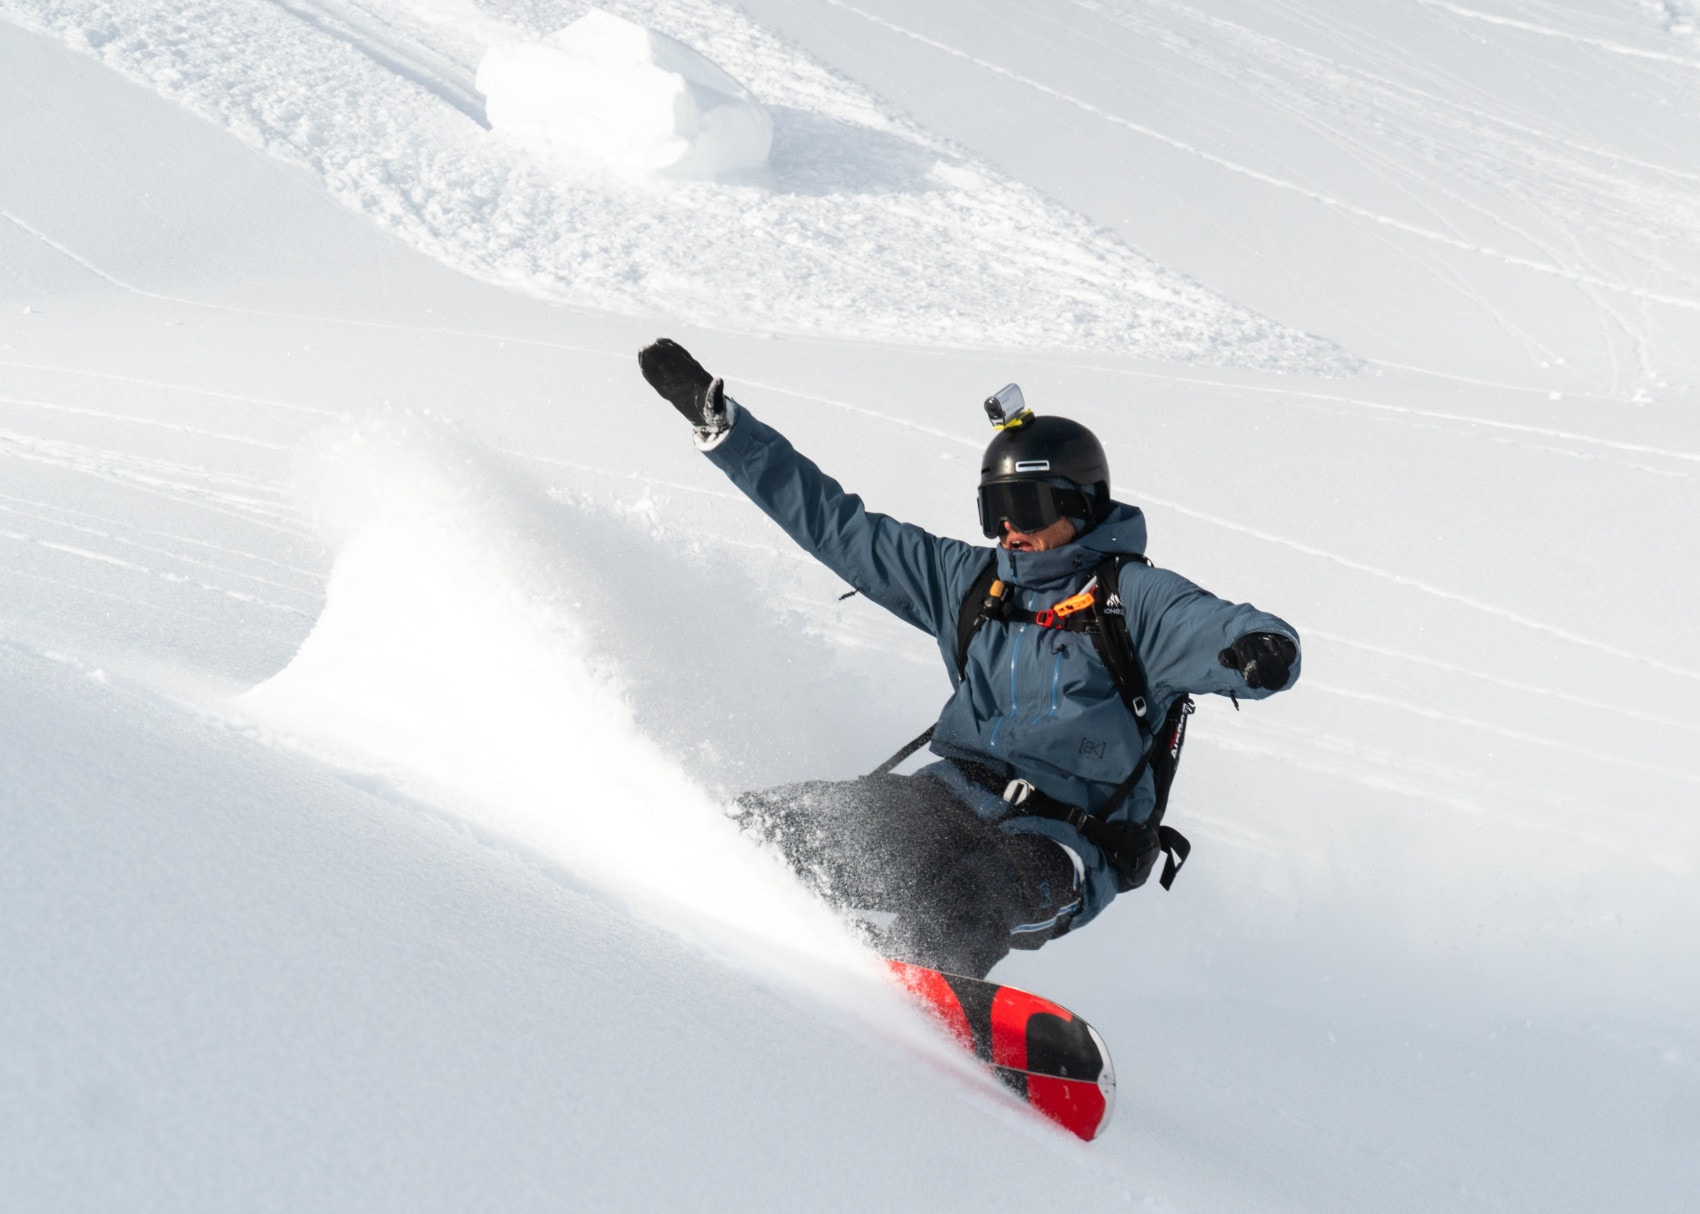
[1033,578,1098,629]
[1048,578,1098,623]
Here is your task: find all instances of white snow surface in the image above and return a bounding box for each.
[0,0,1347,364]
[476,9,774,178]
[2,1,1698,1211]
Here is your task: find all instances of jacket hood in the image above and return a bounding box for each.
[995,500,1147,587]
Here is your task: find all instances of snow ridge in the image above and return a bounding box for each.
[2,0,1351,367]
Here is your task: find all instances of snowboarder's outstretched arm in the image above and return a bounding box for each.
[1118,563,1302,708]
[639,339,984,636]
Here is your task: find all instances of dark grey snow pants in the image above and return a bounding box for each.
[734,772,1077,979]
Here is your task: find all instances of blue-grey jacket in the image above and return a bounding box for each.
[704,407,1300,926]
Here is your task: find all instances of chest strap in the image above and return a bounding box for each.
[970,569,1152,730]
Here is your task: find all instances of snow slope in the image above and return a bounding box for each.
[0,0,1349,363]
[737,0,1700,391]
[2,1,1697,1210]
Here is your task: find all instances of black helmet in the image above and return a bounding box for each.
[977,399,1111,539]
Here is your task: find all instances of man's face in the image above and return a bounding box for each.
[1000,516,1078,552]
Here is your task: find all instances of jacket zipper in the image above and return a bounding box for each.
[1041,643,1066,722]
[988,616,1027,754]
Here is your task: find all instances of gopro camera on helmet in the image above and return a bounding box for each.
[984,383,1032,430]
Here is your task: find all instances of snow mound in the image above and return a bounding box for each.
[477,9,772,179]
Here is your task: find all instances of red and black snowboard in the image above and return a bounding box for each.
[887,959,1115,1141]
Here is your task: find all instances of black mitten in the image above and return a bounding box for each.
[638,338,732,439]
[1218,632,1298,691]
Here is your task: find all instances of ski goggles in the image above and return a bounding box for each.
[977,479,1092,539]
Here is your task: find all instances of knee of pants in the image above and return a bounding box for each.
[1001,833,1081,918]
[888,841,1074,978]
[887,893,1015,980]
[919,850,1026,935]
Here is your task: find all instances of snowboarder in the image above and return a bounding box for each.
[639,338,1301,978]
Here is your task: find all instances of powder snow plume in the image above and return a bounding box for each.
[238,418,882,987]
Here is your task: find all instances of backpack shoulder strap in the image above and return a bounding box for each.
[953,554,1004,678]
[1087,553,1153,735]
[1086,553,1194,885]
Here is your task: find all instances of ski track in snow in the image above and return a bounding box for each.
[1198,720,1603,824]
[0,559,268,630]
[0,489,321,582]
[0,430,297,519]
[0,0,1349,367]
[0,358,343,420]
[1069,362,1700,472]
[1303,679,1700,786]
[1416,0,1700,67]
[12,199,1691,473]
[1305,628,1700,736]
[0,394,294,450]
[1109,0,1700,339]
[0,527,310,613]
[0,500,315,600]
[824,0,1700,315]
[1136,485,1700,683]
[1135,0,1700,188]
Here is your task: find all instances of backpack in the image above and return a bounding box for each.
[874,553,1193,892]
